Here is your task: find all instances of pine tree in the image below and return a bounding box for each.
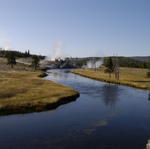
[32,56,40,71]
[104,57,114,78]
[27,50,30,56]
[6,52,16,68]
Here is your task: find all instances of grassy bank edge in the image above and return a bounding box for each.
[0,71,79,116]
[71,70,150,90]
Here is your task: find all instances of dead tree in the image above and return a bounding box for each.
[113,55,120,80]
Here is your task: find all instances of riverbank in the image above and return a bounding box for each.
[0,70,79,115]
[71,68,150,90]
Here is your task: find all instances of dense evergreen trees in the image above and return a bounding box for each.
[0,50,45,59]
[104,57,150,69]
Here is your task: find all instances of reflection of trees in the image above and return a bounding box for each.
[101,84,120,107]
[50,70,70,80]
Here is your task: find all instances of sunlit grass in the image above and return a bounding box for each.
[0,70,79,114]
[71,67,150,90]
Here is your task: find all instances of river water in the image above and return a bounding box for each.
[0,69,150,149]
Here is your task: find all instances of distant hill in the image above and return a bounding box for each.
[0,50,149,69]
[64,56,150,69]
[0,50,45,59]
[130,56,150,62]
[104,56,150,69]
[69,56,150,68]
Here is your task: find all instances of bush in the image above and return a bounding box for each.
[6,52,16,68]
[147,71,150,78]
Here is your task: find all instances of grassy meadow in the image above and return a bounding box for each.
[71,67,150,90]
[0,58,79,115]
[0,57,32,71]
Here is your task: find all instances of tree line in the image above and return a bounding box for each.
[104,57,150,78]
[104,57,150,69]
[0,50,45,59]
[0,50,42,70]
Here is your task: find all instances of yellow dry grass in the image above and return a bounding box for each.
[71,67,150,90]
[0,70,78,114]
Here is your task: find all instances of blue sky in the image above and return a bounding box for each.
[0,0,149,57]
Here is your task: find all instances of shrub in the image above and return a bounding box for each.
[147,71,150,78]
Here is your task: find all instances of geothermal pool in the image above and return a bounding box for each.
[0,69,149,149]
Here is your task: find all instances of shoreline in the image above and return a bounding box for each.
[71,69,150,90]
[0,91,79,116]
[0,70,79,116]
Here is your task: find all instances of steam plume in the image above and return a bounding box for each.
[84,58,104,68]
[50,41,65,61]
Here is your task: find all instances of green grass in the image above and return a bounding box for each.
[71,67,150,90]
[0,70,79,115]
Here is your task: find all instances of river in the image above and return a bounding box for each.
[0,69,150,149]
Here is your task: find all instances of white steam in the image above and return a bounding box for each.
[84,59,104,68]
[50,41,65,61]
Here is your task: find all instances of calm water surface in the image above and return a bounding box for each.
[0,69,150,149]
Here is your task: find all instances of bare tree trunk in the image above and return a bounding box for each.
[109,73,111,78]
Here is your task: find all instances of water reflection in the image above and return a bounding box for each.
[101,84,120,107]
[95,120,108,127]
[3,69,147,149]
